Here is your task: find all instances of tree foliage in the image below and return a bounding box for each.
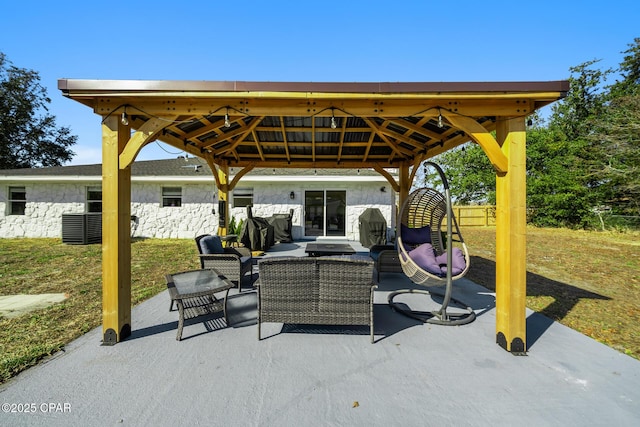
[437,144,495,205]
[427,38,640,229]
[587,95,640,215]
[0,53,76,169]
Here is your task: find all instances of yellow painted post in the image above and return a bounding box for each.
[101,115,132,345]
[396,162,411,236]
[398,162,410,210]
[495,117,527,354]
[217,166,229,235]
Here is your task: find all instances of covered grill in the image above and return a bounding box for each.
[359,208,387,248]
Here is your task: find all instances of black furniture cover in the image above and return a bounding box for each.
[359,208,387,248]
[267,209,293,243]
[239,217,275,251]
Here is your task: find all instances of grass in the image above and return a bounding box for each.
[0,238,198,384]
[462,227,640,358]
[0,228,638,383]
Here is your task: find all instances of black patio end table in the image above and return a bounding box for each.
[165,269,235,340]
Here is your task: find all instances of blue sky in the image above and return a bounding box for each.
[1,0,638,165]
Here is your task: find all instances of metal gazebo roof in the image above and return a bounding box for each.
[58,79,568,171]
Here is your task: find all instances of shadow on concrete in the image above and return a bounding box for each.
[466,255,610,350]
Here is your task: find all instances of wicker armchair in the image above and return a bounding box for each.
[369,244,403,282]
[256,256,377,343]
[195,234,253,292]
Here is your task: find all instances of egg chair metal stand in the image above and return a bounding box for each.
[388,161,476,326]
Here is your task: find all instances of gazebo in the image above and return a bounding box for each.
[58,79,569,353]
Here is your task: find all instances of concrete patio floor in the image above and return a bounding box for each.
[1,240,639,426]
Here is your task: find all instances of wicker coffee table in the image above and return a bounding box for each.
[165,269,234,340]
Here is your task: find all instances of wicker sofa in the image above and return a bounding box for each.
[256,256,377,343]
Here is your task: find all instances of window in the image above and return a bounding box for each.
[232,188,253,208]
[8,187,26,215]
[86,186,102,213]
[162,187,182,207]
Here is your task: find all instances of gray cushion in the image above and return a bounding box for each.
[199,235,224,254]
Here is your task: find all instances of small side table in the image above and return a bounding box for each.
[165,269,235,340]
[220,234,238,247]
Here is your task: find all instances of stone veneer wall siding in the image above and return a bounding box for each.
[1,181,395,241]
[0,182,218,239]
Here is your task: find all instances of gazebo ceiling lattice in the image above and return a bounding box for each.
[58,80,569,170]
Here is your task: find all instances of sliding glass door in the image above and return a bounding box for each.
[304,190,346,237]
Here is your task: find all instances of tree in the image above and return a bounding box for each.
[587,94,640,216]
[590,38,640,216]
[0,53,76,169]
[609,37,640,98]
[526,126,595,227]
[528,60,611,227]
[429,40,640,229]
[549,59,610,141]
[433,143,496,205]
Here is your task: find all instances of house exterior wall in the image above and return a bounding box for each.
[131,183,217,238]
[230,181,395,241]
[0,181,218,239]
[1,180,396,241]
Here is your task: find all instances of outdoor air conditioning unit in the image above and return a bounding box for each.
[62,213,102,245]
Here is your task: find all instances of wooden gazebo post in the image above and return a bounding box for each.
[495,117,527,353]
[217,165,230,235]
[101,114,132,344]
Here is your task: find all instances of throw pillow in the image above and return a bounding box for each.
[401,224,432,246]
[435,248,466,275]
[408,243,441,275]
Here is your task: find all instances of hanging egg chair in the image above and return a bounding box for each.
[388,161,476,325]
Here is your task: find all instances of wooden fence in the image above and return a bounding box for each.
[451,205,496,227]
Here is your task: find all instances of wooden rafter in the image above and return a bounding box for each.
[311,116,316,162]
[279,116,291,162]
[208,116,263,156]
[337,117,347,162]
[362,118,413,157]
[251,129,266,161]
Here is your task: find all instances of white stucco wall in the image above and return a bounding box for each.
[1,179,396,241]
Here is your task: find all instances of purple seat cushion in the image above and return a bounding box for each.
[408,243,441,275]
[199,235,224,254]
[435,248,466,276]
[401,224,431,246]
[408,244,466,276]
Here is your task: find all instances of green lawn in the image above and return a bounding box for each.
[0,238,198,383]
[0,228,638,383]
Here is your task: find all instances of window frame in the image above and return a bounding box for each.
[8,186,26,215]
[86,186,102,213]
[162,186,183,207]
[232,187,253,208]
